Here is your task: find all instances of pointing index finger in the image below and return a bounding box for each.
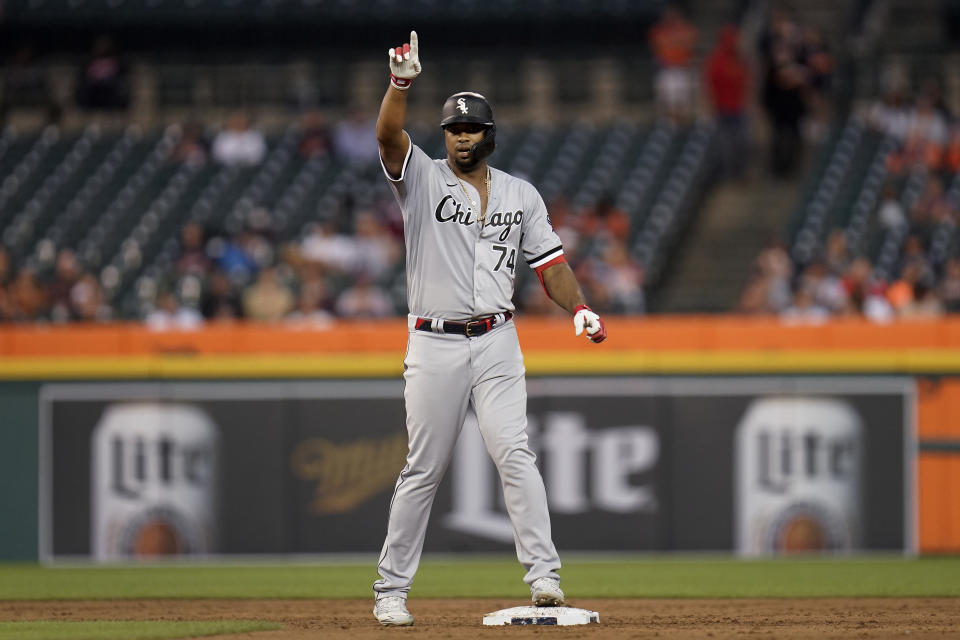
[410,30,418,56]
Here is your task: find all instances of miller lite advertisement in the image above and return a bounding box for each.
[40,378,914,561]
[734,397,863,555]
[90,403,219,560]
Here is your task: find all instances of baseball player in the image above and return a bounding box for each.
[372,31,607,627]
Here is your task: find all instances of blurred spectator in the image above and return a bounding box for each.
[947,0,960,45]
[334,273,395,318]
[592,240,645,314]
[737,277,772,314]
[823,228,852,277]
[169,121,209,166]
[200,269,243,321]
[746,237,793,313]
[70,272,109,322]
[940,258,960,312]
[298,109,332,159]
[906,93,948,149]
[578,196,630,244]
[300,220,357,273]
[909,178,952,234]
[176,222,212,276]
[944,125,960,173]
[6,268,48,321]
[0,248,10,284]
[886,261,924,312]
[146,291,204,330]
[797,260,846,313]
[286,276,335,327]
[75,35,130,110]
[242,266,295,321]
[1,45,61,125]
[899,234,933,280]
[0,287,11,322]
[800,25,834,141]
[867,83,912,141]
[208,229,268,286]
[704,24,751,181]
[573,259,613,313]
[841,256,875,300]
[780,286,829,324]
[352,211,402,280]
[861,288,895,324]
[647,4,699,123]
[757,3,809,177]
[919,78,952,121]
[877,183,907,230]
[48,249,82,322]
[333,108,379,165]
[840,256,894,323]
[899,281,945,319]
[212,112,267,167]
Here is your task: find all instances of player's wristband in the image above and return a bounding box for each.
[390,74,413,90]
[574,304,592,314]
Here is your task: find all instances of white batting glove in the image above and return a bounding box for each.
[387,30,421,90]
[573,304,607,343]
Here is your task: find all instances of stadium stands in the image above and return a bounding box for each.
[1,0,959,322]
[0,116,713,321]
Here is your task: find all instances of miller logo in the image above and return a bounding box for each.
[290,432,407,514]
[457,98,468,114]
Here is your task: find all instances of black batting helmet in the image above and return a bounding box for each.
[440,91,496,163]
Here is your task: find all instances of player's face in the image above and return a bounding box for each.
[444,123,486,171]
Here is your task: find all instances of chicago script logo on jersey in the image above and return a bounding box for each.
[435,195,523,240]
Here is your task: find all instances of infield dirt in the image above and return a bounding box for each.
[3,598,960,639]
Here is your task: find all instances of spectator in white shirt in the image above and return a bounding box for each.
[333,108,379,165]
[212,112,266,167]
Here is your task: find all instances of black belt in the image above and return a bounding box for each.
[415,312,512,337]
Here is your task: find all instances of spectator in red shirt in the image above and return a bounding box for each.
[705,24,751,180]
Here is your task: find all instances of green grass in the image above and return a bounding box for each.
[1,555,959,600]
[0,621,279,640]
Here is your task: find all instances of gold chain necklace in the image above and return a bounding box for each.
[456,168,491,228]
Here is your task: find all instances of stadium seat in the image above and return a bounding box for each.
[790,120,864,265]
[630,122,717,286]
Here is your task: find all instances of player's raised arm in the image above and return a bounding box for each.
[377,30,420,178]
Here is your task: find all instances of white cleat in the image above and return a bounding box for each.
[530,577,565,606]
[373,596,414,626]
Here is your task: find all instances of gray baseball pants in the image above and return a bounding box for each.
[373,318,561,598]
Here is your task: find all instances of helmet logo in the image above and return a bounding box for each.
[457,98,468,114]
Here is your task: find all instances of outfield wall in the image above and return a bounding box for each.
[1,316,959,561]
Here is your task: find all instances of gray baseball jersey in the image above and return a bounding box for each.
[374,135,563,602]
[383,139,564,319]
